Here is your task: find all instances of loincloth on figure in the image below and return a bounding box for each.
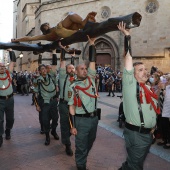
[55,21,77,38]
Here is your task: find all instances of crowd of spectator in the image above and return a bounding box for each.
[11,70,39,96]
[145,66,170,149]
[95,65,122,95]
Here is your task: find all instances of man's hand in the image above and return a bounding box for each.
[71,49,76,57]
[6,48,12,51]
[36,106,41,112]
[58,41,69,52]
[87,35,96,45]
[117,22,130,36]
[70,127,77,135]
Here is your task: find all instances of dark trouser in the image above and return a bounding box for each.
[0,97,14,136]
[75,116,98,168]
[12,85,17,93]
[160,117,170,143]
[40,99,58,133]
[59,101,71,145]
[108,89,114,96]
[121,128,153,170]
[21,84,28,95]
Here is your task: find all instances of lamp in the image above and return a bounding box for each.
[19,52,23,58]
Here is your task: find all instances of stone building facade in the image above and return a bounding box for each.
[13,0,170,73]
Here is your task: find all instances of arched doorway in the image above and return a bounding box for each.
[83,35,119,70]
[96,53,111,67]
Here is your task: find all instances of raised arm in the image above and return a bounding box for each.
[59,42,66,68]
[11,34,50,43]
[117,22,133,71]
[7,49,16,72]
[88,35,96,71]
[51,49,57,71]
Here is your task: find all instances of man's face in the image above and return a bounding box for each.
[0,63,6,74]
[46,65,52,73]
[66,64,75,76]
[134,64,148,83]
[39,66,47,77]
[76,64,88,80]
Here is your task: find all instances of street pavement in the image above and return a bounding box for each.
[0,92,170,170]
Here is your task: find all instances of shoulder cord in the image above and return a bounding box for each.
[39,74,56,93]
[136,82,145,128]
[75,76,97,98]
[41,76,50,86]
[0,70,9,80]
[0,70,12,90]
[63,75,68,100]
[72,87,89,114]
[73,78,97,114]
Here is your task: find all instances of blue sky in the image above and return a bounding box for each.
[0,0,13,57]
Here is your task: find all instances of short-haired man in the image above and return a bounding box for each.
[58,47,76,156]
[33,55,59,145]
[118,22,160,170]
[0,49,16,147]
[68,36,98,170]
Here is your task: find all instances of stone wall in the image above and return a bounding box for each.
[13,0,170,73]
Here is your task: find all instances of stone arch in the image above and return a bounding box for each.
[83,35,119,70]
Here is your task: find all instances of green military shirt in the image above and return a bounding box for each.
[49,70,58,83]
[123,68,157,128]
[59,68,74,102]
[68,68,97,114]
[34,74,57,103]
[0,70,13,96]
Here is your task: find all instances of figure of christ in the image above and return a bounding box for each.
[0,12,142,53]
[11,12,97,43]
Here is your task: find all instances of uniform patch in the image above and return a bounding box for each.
[68,91,72,98]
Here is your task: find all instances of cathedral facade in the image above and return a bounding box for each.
[13,0,170,73]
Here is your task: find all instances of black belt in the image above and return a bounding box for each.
[60,98,68,104]
[75,111,97,118]
[125,122,152,134]
[0,93,13,100]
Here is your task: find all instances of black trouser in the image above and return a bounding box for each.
[21,84,28,95]
[160,117,170,143]
[108,88,114,96]
[59,101,71,145]
[39,98,58,133]
[0,97,14,136]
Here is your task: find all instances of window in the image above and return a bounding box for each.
[101,6,111,19]
[146,1,158,13]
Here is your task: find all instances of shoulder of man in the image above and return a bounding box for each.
[69,79,80,88]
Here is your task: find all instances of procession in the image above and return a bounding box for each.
[0,0,170,170]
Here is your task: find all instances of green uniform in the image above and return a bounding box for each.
[68,68,98,169]
[122,68,157,170]
[123,68,157,128]
[0,71,14,136]
[34,74,58,133]
[58,68,73,146]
